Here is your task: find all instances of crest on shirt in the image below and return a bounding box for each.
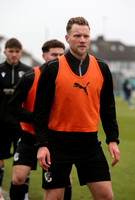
[44,172,52,183]
[18,71,25,78]
[1,72,6,77]
[14,152,20,161]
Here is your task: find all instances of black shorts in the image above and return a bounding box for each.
[0,126,21,159]
[42,132,111,189]
[13,133,37,170]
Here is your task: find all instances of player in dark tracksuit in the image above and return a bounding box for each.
[0,60,30,158]
[0,38,31,200]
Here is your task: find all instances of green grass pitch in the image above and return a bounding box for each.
[2,97,135,199]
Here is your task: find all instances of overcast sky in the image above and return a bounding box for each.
[0,0,134,63]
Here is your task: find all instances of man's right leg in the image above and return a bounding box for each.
[44,188,65,200]
[10,165,31,200]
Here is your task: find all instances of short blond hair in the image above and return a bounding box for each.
[66,17,90,33]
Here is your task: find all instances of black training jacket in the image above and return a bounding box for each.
[0,61,31,128]
[33,51,119,148]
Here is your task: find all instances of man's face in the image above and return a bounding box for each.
[65,24,90,60]
[43,47,64,62]
[4,47,22,66]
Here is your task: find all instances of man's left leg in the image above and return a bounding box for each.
[87,181,113,200]
[76,140,112,200]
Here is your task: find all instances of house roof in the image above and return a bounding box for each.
[0,36,5,42]
[0,35,41,66]
[88,36,135,61]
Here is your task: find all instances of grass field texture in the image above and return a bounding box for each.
[2,97,135,200]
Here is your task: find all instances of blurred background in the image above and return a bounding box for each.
[1,0,135,99]
[0,0,135,199]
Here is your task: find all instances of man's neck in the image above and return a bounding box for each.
[6,60,19,66]
[69,50,87,61]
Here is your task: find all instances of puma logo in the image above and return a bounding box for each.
[74,82,90,95]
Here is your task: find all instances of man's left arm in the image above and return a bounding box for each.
[99,61,120,166]
[108,142,120,167]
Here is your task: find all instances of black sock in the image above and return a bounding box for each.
[10,182,26,200]
[64,186,72,200]
[0,165,4,187]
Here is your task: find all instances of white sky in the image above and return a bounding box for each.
[0,0,135,63]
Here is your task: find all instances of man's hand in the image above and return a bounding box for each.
[108,142,120,167]
[37,147,51,171]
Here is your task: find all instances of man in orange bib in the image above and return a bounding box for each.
[8,40,71,200]
[33,17,120,200]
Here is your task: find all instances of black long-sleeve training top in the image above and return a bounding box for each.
[0,61,30,128]
[33,51,119,149]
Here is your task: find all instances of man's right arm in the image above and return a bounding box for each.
[8,70,34,123]
[37,147,51,171]
[33,60,58,149]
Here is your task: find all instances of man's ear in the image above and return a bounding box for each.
[42,53,46,61]
[65,35,69,44]
[19,50,23,57]
[3,50,7,56]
